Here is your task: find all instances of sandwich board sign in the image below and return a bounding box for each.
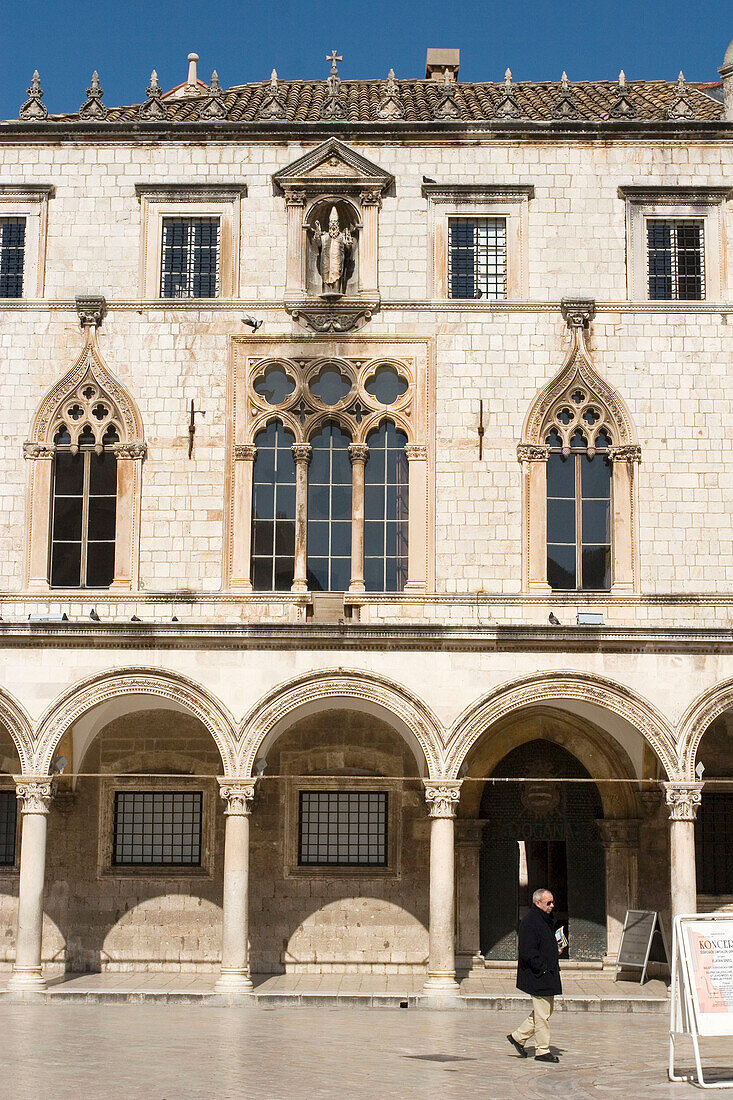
[615,909,668,983]
[669,913,733,1089]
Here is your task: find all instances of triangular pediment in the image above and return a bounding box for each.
[273,138,393,194]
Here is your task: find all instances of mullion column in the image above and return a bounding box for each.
[8,777,54,992]
[348,443,368,594]
[216,780,256,993]
[291,443,312,594]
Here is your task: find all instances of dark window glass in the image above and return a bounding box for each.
[647,219,704,301]
[254,367,296,405]
[0,790,17,865]
[0,218,25,299]
[298,791,388,866]
[364,422,408,592]
[113,791,202,866]
[307,423,352,591]
[161,218,220,299]
[448,217,506,300]
[546,442,612,592]
[696,793,733,894]
[365,367,408,405]
[50,445,117,588]
[251,422,296,591]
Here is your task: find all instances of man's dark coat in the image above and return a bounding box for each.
[516,903,562,997]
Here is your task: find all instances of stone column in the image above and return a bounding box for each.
[609,445,641,595]
[291,443,312,594]
[404,443,427,592]
[517,444,551,594]
[110,443,146,590]
[231,444,257,592]
[455,819,485,972]
[8,777,54,992]
[284,189,306,297]
[422,780,462,996]
[596,819,641,964]
[359,190,381,296]
[216,780,256,993]
[22,444,55,592]
[348,444,368,594]
[665,783,703,922]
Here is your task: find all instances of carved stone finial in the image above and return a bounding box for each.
[435,68,462,119]
[495,67,521,118]
[561,296,596,328]
[552,71,578,119]
[19,70,48,121]
[322,50,346,118]
[259,68,286,119]
[378,68,403,119]
[75,294,107,329]
[609,70,636,118]
[424,780,462,819]
[79,71,107,120]
[664,782,703,821]
[198,70,228,120]
[138,70,168,120]
[667,71,695,119]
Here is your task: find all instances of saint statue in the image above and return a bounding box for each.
[311,206,353,297]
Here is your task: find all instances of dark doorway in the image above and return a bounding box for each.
[479,739,606,961]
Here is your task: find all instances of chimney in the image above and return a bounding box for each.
[425,48,460,82]
[719,37,733,120]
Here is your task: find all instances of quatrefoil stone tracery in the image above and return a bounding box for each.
[543,384,614,457]
[52,377,123,450]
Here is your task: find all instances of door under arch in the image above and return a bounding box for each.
[479,739,606,961]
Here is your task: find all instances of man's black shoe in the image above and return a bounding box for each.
[506,1034,528,1058]
[535,1053,559,1063]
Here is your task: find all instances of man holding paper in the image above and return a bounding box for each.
[507,888,563,1063]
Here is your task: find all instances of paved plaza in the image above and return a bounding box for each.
[0,1003,731,1098]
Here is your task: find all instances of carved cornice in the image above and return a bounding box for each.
[113,442,147,460]
[23,442,54,461]
[291,443,313,464]
[348,443,369,464]
[517,443,549,463]
[424,780,462,818]
[421,183,535,204]
[617,185,732,206]
[404,443,427,462]
[0,184,54,202]
[664,782,703,821]
[134,183,247,203]
[75,294,107,328]
[218,778,256,816]
[560,296,596,328]
[234,444,257,461]
[14,776,55,814]
[609,444,642,464]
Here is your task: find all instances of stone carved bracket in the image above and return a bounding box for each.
[664,782,703,821]
[75,294,107,331]
[14,776,55,815]
[218,779,256,816]
[424,780,462,818]
[561,296,596,330]
[287,301,376,333]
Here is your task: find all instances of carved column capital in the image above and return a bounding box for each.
[360,188,382,207]
[75,294,107,329]
[113,442,147,461]
[234,443,257,462]
[560,296,596,328]
[404,443,427,462]
[517,443,549,464]
[348,443,369,465]
[218,779,256,816]
[596,818,642,849]
[664,782,703,821]
[14,776,55,815]
[608,444,642,464]
[424,780,462,819]
[284,188,306,207]
[23,442,55,461]
[292,443,313,465]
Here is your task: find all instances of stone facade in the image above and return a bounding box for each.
[0,47,731,991]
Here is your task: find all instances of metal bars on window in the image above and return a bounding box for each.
[448,217,507,300]
[647,219,705,301]
[0,790,16,866]
[161,218,220,299]
[113,791,203,866]
[298,791,388,866]
[0,218,25,299]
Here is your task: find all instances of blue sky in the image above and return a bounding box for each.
[1,0,730,119]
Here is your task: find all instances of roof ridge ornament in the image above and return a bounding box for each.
[138,70,168,120]
[435,67,462,119]
[321,49,347,118]
[19,70,48,121]
[78,71,107,121]
[198,70,229,120]
[259,68,286,119]
[609,70,636,118]
[551,71,579,119]
[495,68,522,118]
[378,68,404,119]
[666,70,695,119]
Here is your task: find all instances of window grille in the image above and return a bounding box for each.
[364,422,409,591]
[448,217,506,299]
[0,218,25,299]
[647,219,704,301]
[161,218,220,299]
[546,424,612,592]
[0,790,16,866]
[252,421,296,590]
[298,791,388,866]
[50,436,118,588]
[696,792,733,895]
[113,791,202,866]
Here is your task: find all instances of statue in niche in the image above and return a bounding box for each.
[310,206,353,297]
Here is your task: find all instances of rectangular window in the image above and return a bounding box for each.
[448,217,506,300]
[113,791,202,866]
[0,217,25,299]
[647,219,704,301]
[50,450,117,589]
[298,790,388,866]
[696,792,733,895]
[0,790,16,866]
[160,217,220,299]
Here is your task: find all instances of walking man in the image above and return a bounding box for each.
[507,887,562,1063]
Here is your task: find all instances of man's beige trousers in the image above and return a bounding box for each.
[511,995,555,1056]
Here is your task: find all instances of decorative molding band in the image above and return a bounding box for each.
[134,183,248,202]
[421,182,535,203]
[618,185,733,205]
[423,780,462,818]
[218,778,256,816]
[0,184,55,202]
[664,782,703,821]
[13,776,55,814]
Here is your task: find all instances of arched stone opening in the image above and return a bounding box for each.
[249,707,429,975]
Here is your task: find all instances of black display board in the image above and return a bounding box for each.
[615,909,669,983]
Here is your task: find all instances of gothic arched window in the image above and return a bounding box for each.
[364,422,408,592]
[307,422,353,592]
[251,421,296,591]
